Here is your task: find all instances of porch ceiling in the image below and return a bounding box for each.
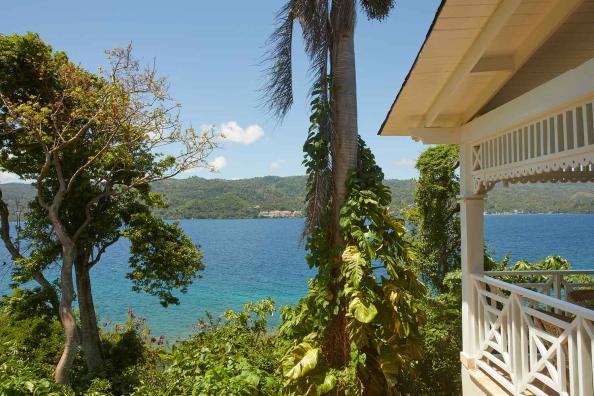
[379,0,592,137]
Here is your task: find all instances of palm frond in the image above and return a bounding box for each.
[299,0,330,83]
[262,1,297,119]
[359,0,395,20]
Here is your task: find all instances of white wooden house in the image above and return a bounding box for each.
[379,0,594,394]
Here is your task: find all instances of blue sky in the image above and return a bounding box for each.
[1,0,441,182]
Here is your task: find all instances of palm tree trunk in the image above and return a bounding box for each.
[326,0,358,368]
[55,245,80,385]
[75,252,104,371]
[330,8,358,242]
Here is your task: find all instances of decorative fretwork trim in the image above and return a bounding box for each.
[472,99,594,193]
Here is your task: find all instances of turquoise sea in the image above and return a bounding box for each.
[1,214,593,338]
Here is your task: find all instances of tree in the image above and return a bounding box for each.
[265,0,396,366]
[0,33,216,384]
[397,145,462,394]
[408,144,460,292]
[265,3,425,393]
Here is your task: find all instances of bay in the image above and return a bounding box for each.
[1,214,593,339]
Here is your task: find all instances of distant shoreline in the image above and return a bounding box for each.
[484,212,594,216]
[160,212,594,221]
[5,176,594,219]
[8,212,594,222]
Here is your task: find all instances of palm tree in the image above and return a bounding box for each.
[264,0,396,369]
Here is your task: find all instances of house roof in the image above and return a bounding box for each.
[379,0,594,138]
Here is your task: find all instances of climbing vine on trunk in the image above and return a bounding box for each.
[279,81,426,395]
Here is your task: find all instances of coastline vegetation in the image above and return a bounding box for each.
[0,1,589,393]
[3,177,594,221]
[0,32,215,385]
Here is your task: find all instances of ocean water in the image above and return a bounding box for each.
[1,214,593,338]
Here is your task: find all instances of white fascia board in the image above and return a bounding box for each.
[461,58,594,145]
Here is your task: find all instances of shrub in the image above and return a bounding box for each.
[0,288,63,367]
[0,343,73,395]
[131,299,285,395]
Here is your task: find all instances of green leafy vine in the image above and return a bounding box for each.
[279,80,426,395]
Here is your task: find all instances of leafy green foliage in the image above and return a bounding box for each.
[396,271,463,395]
[0,288,63,366]
[359,0,396,20]
[399,144,464,395]
[0,34,213,382]
[487,255,592,285]
[282,341,320,380]
[278,83,425,395]
[65,310,153,395]
[131,299,285,396]
[0,288,71,395]
[338,141,425,394]
[0,351,74,396]
[152,176,309,219]
[124,213,205,307]
[0,287,286,395]
[6,176,594,221]
[407,144,460,292]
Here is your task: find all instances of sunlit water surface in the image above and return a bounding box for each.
[1,215,593,338]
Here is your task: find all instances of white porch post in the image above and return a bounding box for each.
[460,142,485,364]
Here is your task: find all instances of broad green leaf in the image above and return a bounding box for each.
[349,297,377,323]
[379,345,402,384]
[316,373,337,395]
[284,342,320,379]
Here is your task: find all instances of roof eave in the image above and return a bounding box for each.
[377,0,446,136]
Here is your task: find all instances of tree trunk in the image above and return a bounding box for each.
[330,1,359,243]
[326,0,358,368]
[75,252,104,371]
[55,245,80,385]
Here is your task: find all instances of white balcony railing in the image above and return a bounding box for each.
[483,270,594,306]
[472,272,594,395]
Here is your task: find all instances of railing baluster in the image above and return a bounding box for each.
[495,136,499,167]
[570,329,579,395]
[521,298,528,389]
[559,333,567,394]
[560,113,567,153]
[578,319,593,396]
[473,280,478,352]
[584,103,594,145]
[550,117,556,154]
[511,293,523,391]
[573,107,579,150]
[553,274,562,314]
[471,272,594,395]
[582,104,590,148]
[530,326,537,378]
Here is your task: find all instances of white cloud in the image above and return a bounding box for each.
[0,171,22,184]
[269,159,286,170]
[220,121,264,145]
[394,158,416,167]
[208,156,227,172]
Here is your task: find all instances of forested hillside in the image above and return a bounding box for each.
[151,176,308,218]
[3,177,594,218]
